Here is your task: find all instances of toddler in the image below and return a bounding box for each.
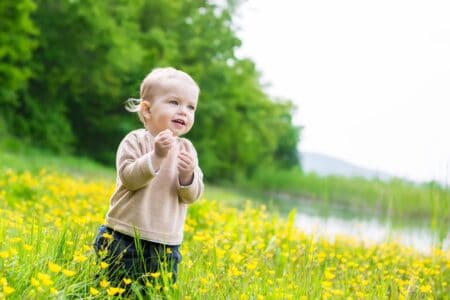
[93,67,204,288]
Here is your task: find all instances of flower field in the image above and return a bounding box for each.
[0,169,449,299]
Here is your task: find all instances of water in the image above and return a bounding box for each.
[206,187,449,255]
[293,199,450,255]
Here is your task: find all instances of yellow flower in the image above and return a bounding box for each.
[322,291,331,299]
[322,281,332,289]
[37,273,53,286]
[73,254,87,263]
[230,252,243,263]
[317,251,327,262]
[62,269,76,277]
[185,259,193,269]
[216,248,226,259]
[3,285,15,296]
[123,278,132,285]
[332,289,344,296]
[30,277,40,287]
[48,262,62,273]
[9,237,21,244]
[102,232,113,240]
[100,262,109,269]
[23,244,33,251]
[100,279,110,288]
[150,272,160,278]
[0,251,9,259]
[50,288,58,295]
[324,270,335,280]
[245,261,258,271]
[82,245,92,251]
[90,287,100,296]
[166,248,172,254]
[107,287,120,296]
[106,286,126,296]
[419,284,432,293]
[227,265,242,277]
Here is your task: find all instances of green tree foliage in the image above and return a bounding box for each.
[13,0,145,155]
[1,0,301,182]
[0,0,37,109]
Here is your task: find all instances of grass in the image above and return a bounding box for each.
[2,133,449,222]
[0,135,114,180]
[242,165,450,224]
[0,170,449,299]
[0,137,449,298]
[1,136,449,246]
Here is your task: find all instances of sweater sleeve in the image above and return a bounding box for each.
[177,139,204,204]
[116,133,155,191]
[177,166,204,204]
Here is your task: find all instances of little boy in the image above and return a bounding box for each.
[93,67,204,287]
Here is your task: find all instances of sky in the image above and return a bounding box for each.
[234,0,450,184]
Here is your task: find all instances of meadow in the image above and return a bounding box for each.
[0,166,449,299]
[3,1,449,297]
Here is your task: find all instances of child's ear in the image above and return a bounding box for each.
[141,101,151,119]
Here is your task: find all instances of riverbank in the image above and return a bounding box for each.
[231,165,450,228]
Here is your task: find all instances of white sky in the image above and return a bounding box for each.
[235,0,450,183]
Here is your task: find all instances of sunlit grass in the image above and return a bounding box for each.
[1,170,449,299]
[245,166,450,222]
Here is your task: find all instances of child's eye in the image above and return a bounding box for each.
[188,105,196,111]
[168,100,178,105]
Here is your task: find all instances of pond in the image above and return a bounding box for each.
[291,197,450,255]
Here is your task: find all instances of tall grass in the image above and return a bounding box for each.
[0,170,449,299]
[241,165,450,222]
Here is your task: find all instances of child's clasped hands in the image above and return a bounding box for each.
[153,129,196,185]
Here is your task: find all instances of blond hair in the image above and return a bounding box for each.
[125,67,199,124]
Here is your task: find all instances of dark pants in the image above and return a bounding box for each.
[93,225,182,286]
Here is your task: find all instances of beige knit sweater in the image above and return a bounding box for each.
[105,129,204,245]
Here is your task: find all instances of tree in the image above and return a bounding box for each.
[11,0,144,156]
[0,0,37,123]
[3,0,301,183]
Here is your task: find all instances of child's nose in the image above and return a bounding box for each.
[178,106,187,115]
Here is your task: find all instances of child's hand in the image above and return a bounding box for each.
[151,129,175,172]
[154,129,176,158]
[178,150,196,186]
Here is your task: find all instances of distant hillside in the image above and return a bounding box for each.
[300,152,392,181]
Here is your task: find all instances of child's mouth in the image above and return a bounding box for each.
[172,119,186,126]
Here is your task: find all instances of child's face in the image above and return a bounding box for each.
[142,77,199,137]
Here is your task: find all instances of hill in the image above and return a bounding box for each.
[300,151,392,181]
